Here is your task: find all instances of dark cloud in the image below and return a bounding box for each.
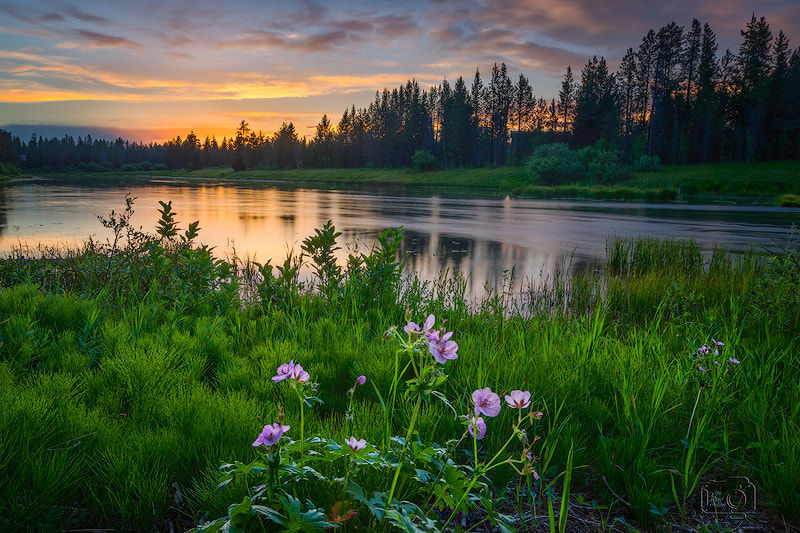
[70,29,142,50]
[63,5,110,25]
[219,28,358,54]
[515,41,588,73]
[373,15,418,36]
[1,2,109,27]
[302,30,353,52]
[39,12,66,23]
[329,19,374,34]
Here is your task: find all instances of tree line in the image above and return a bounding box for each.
[3,14,799,174]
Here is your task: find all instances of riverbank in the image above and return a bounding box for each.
[28,159,800,204]
[1,211,798,532]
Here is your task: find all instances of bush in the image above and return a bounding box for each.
[0,162,21,179]
[633,154,661,173]
[580,146,627,184]
[525,143,584,185]
[778,193,800,207]
[411,150,439,172]
[120,164,137,172]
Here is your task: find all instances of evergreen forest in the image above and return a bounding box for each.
[2,15,799,175]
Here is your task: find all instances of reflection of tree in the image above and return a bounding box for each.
[0,186,8,239]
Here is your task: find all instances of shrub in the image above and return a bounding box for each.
[633,154,661,173]
[0,162,21,179]
[120,164,137,172]
[778,193,800,207]
[411,150,439,172]
[580,146,627,184]
[525,143,584,185]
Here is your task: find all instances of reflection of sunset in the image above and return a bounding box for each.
[2,181,795,300]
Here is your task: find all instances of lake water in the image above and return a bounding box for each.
[1,178,798,298]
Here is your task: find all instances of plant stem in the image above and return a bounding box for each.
[385,398,421,513]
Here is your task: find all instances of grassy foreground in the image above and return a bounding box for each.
[1,201,799,532]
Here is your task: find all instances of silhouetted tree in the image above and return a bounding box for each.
[573,56,619,146]
[558,66,577,137]
[735,14,773,160]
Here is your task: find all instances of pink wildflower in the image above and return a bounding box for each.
[272,360,295,382]
[422,314,437,339]
[472,387,501,417]
[428,330,458,364]
[356,375,366,386]
[253,422,290,447]
[345,436,367,452]
[468,416,486,440]
[404,321,420,335]
[291,363,310,383]
[504,390,531,409]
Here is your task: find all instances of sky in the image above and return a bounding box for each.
[2,0,799,144]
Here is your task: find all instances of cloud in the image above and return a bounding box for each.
[63,5,111,25]
[217,28,360,54]
[0,26,49,36]
[66,29,143,50]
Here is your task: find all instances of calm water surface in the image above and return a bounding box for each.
[1,178,798,297]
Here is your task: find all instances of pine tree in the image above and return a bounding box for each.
[558,66,576,137]
[736,14,773,161]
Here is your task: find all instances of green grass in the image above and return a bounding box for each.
[1,214,799,531]
[38,159,800,202]
[624,160,800,198]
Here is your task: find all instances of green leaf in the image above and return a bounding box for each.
[228,496,254,528]
[187,517,227,533]
[348,481,387,521]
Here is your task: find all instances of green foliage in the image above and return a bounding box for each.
[633,154,662,172]
[0,161,22,179]
[750,229,800,333]
[526,143,585,185]
[0,196,236,314]
[1,213,799,530]
[411,150,439,172]
[526,143,633,185]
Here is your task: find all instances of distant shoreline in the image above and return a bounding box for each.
[19,160,800,206]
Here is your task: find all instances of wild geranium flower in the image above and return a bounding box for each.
[272,360,295,382]
[468,416,486,440]
[253,422,290,447]
[429,331,458,364]
[422,314,437,339]
[345,436,367,452]
[404,321,420,335]
[356,375,366,386]
[505,390,531,409]
[291,363,310,383]
[472,387,501,417]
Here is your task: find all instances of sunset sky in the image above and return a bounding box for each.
[2,0,799,143]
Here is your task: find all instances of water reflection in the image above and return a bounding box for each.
[0,178,798,299]
[0,186,8,237]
